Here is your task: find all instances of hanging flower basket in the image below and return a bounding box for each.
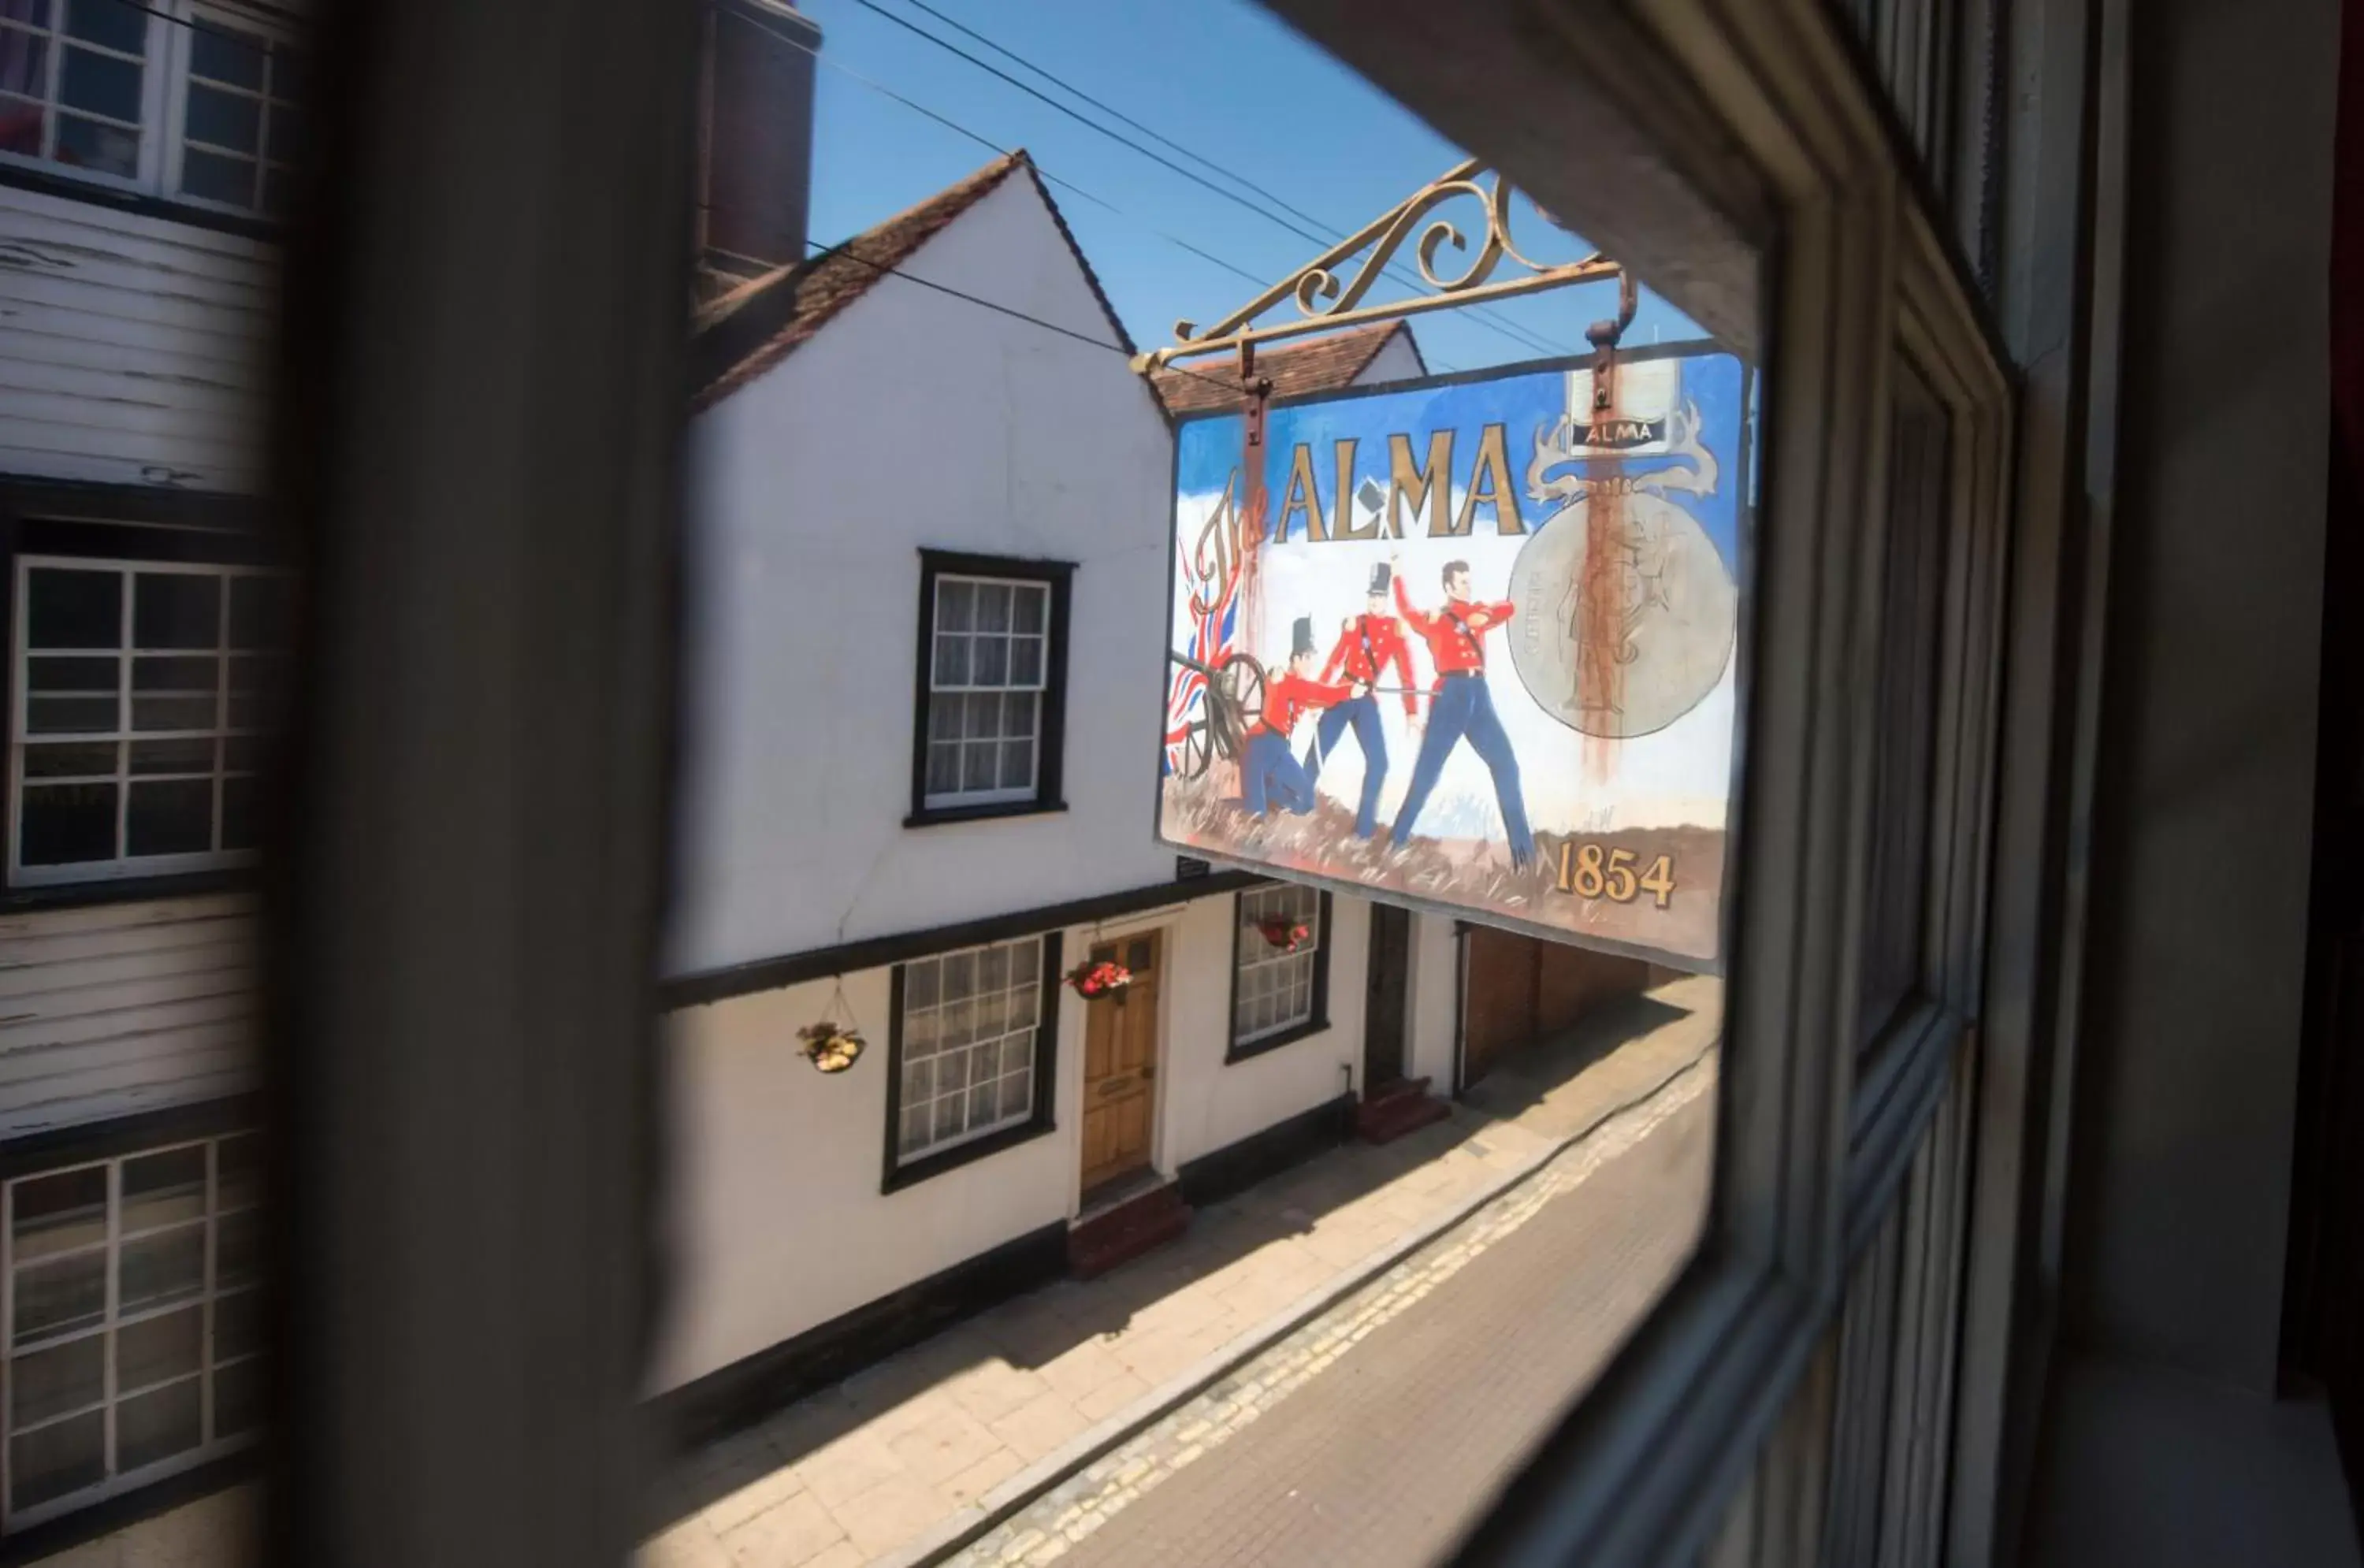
[1064,959,1133,1000]
[797,1021,866,1074]
[1256,916,1314,953]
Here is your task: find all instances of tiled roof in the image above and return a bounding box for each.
[693,151,1137,413]
[1145,321,1425,418]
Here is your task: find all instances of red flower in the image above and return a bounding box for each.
[1065,959,1133,998]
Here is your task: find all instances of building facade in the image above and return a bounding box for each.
[650,154,1469,1423]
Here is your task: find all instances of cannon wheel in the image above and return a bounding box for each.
[1211,653,1267,760]
[1177,717,1214,779]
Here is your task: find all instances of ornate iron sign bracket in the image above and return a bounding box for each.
[1132,158,1630,373]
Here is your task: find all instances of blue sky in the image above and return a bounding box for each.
[795,0,1705,374]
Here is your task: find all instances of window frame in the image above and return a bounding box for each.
[0,1128,264,1534]
[159,2,301,219]
[880,931,1063,1195]
[905,549,1072,828]
[1225,884,1332,1062]
[7,551,286,890]
[0,0,298,220]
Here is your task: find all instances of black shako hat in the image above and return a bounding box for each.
[1291,616,1316,659]
[1368,563,1391,595]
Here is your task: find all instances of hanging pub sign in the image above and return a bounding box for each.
[1157,345,1749,971]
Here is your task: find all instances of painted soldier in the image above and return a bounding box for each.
[1240,617,1362,818]
[1305,563,1422,840]
[1386,555,1537,870]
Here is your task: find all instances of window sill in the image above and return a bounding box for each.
[0,867,257,915]
[882,1114,1056,1194]
[903,799,1069,830]
[1225,1014,1330,1064]
[0,160,280,243]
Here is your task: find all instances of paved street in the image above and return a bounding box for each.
[944,1055,1715,1568]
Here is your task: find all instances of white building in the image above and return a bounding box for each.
[0,0,821,1544]
[651,152,1477,1436]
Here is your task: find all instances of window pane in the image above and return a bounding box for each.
[58,42,136,121]
[10,1410,104,1514]
[180,145,255,206]
[134,574,221,650]
[1013,585,1046,634]
[215,1134,258,1213]
[131,695,218,733]
[115,1302,201,1395]
[132,653,220,695]
[903,1008,937,1059]
[126,777,214,856]
[975,943,1007,992]
[20,781,117,864]
[903,957,939,1010]
[0,88,44,158]
[0,1,52,31]
[962,691,1000,739]
[121,1146,206,1233]
[898,1104,928,1157]
[132,737,216,776]
[976,581,1012,633]
[934,578,972,632]
[967,1082,994,1126]
[115,1374,201,1473]
[61,0,142,54]
[51,109,137,174]
[226,575,288,649]
[266,45,302,101]
[221,776,258,849]
[211,1355,261,1440]
[13,1251,106,1345]
[972,634,1008,687]
[226,653,281,730]
[26,695,117,734]
[13,1168,106,1261]
[998,1074,1030,1120]
[118,1221,204,1313]
[188,19,262,89]
[27,569,121,650]
[932,634,968,688]
[12,1333,102,1427]
[183,79,258,152]
[1008,981,1038,1029]
[215,1209,257,1288]
[1009,937,1039,977]
[27,655,118,693]
[1009,634,1043,686]
[213,1287,259,1364]
[961,741,998,792]
[22,741,117,779]
[259,163,291,215]
[998,739,1031,790]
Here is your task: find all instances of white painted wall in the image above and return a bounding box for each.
[0,894,256,1137]
[651,885,1387,1392]
[1358,330,1428,388]
[0,187,274,491]
[1407,913,1460,1091]
[667,173,1175,977]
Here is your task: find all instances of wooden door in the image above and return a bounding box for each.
[1080,933,1161,1196]
[1364,905,1412,1091]
[1461,926,1539,1088]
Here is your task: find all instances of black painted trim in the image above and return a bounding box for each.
[908,550,1075,824]
[17,518,277,566]
[0,162,281,243]
[1175,1092,1354,1211]
[902,798,1069,830]
[0,867,256,914]
[0,1448,256,1562]
[881,931,1062,1195]
[0,1097,258,1183]
[649,1221,1069,1455]
[1224,889,1335,1063]
[661,868,1265,1009]
[0,481,261,537]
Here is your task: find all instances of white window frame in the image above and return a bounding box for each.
[0,1131,263,1534]
[1231,882,1323,1050]
[891,935,1050,1169]
[0,0,298,214]
[8,553,285,888]
[159,2,299,217]
[921,573,1051,812]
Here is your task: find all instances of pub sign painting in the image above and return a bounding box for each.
[1157,347,1749,969]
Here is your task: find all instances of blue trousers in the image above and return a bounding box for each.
[1303,695,1388,839]
[1241,728,1316,816]
[1391,674,1536,867]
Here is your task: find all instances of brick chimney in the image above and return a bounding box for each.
[696,0,820,303]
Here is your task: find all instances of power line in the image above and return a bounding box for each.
[839,0,1573,362]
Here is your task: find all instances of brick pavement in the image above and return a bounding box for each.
[940,1054,1716,1568]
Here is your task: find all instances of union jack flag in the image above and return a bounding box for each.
[1165,531,1242,775]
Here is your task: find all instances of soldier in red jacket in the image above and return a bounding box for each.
[1388,555,1537,870]
[1241,617,1362,818]
[1306,563,1422,840]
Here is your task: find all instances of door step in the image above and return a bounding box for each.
[1069,1177,1191,1280]
[1355,1077,1452,1145]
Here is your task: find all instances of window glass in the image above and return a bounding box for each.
[1233,882,1322,1046]
[0,1135,264,1524]
[896,937,1044,1164]
[0,0,148,180]
[925,573,1050,809]
[12,561,288,884]
[177,17,302,213]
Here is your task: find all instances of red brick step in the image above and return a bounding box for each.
[1355,1077,1452,1145]
[1069,1177,1191,1279]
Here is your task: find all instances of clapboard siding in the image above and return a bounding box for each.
[0,894,258,1139]
[0,184,278,492]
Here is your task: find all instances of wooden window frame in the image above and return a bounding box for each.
[880,931,1063,1195]
[905,549,1073,829]
[1225,884,1332,1062]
